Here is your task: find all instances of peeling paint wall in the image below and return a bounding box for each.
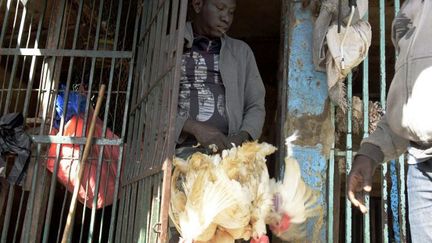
[281,0,335,241]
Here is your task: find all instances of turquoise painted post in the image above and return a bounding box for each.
[283,1,332,241]
[379,0,390,242]
[362,51,371,243]
[346,74,353,243]
[393,1,407,241]
[329,104,336,243]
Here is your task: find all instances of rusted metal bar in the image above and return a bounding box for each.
[159,0,187,241]
[138,0,160,178]
[121,183,132,242]
[109,0,140,241]
[0,0,141,242]
[0,48,132,58]
[88,1,123,238]
[0,0,13,48]
[129,65,175,115]
[133,179,146,243]
[14,14,34,113]
[80,0,106,143]
[142,178,152,242]
[122,0,146,185]
[61,84,106,243]
[31,135,122,145]
[130,0,158,182]
[0,186,14,243]
[12,190,26,243]
[146,3,166,170]
[114,183,126,243]
[21,0,67,241]
[22,0,46,119]
[3,2,27,115]
[0,0,19,113]
[71,2,101,238]
[122,164,163,187]
[39,0,69,241]
[126,182,138,242]
[55,0,93,224]
[159,158,172,243]
[149,174,162,243]
[64,0,108,236]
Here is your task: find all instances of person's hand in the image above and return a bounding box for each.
[227,131,251,147]
[347,155,378,214]
[183,119,230,151]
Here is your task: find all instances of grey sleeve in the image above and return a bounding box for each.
[175,112,188,144]
[358,115,409,163]
[240,47,266,140]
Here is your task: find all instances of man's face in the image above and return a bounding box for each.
[193,0,236,38]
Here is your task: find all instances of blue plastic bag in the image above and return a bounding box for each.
[54,84,87,129]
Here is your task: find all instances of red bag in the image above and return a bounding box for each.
[47,115,121,209]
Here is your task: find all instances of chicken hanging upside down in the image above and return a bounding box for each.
[170,140,275,243]
[169,133,321,243]
[265,133,322,242]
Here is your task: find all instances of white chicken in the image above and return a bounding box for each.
[266,133,322,241]
[170,141,276,243]
[170,134,321,243]
[220,141,276,243]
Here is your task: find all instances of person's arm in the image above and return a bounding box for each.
[226,130,251,147]
[175,112,189,144]
[239,46,266,141]
[180,118,230,151]
[347,115,409,213]
[359,115,409,163]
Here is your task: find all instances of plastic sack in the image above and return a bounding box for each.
[54,85,87,129]
[47,115,121,209]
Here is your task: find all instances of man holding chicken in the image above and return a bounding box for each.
[175,0,266,159]
[171,0,265,242]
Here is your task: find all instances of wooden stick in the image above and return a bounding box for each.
[61,85,106,243]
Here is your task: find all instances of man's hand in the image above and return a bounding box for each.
[347,155,378,214]
[227,131,251,147]
[183,119,230,151]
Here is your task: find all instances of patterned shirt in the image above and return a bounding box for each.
[178,36,228,146]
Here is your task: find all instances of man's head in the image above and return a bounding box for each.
[191,0,236,38]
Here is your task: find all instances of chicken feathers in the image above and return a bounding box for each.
[170,135,321,243]
[170,141,276,243]
[266,132,322,241]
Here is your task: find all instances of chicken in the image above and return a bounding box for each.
[266,132,322,241]
[170,152,248,242]
[170,141,276,243]
[335,96,384,149]
[170,135,322,242]
[220,141,276,242]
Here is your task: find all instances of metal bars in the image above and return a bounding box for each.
[327,0,407,242]
[0,0,137,242]
[115,0,187,242]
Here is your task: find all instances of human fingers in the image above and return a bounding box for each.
[362,170,373,192]
[347,173,368,213]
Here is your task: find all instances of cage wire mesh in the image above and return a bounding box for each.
[0,0,137,242]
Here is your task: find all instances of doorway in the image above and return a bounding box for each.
[228,0,282,178]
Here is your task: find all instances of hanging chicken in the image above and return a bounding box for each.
[219,141,276,242]
[169,134,321,243]
[266,133,322,241]
[170,141,276,243]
